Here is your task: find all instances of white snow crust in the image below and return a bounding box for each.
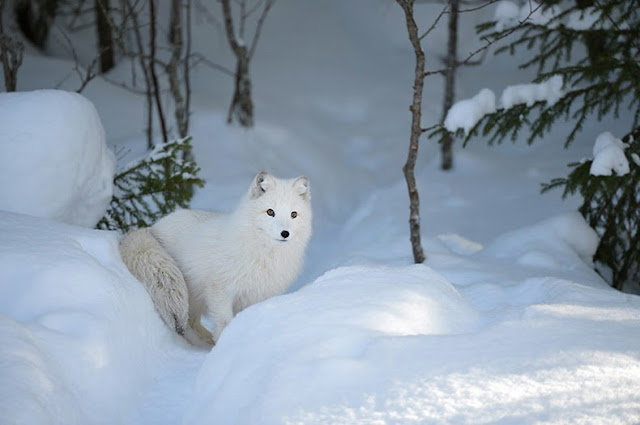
[0,90,115,227]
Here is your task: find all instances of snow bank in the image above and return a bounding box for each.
[180,222,640,425]
[0,212,182,425]
[183,265,482,425]
[501,75,564,109]
[1,210,639,425]
[483,212,600,273]
[0,90,115,227]
[444,88,496,134]
[590,131,630,176]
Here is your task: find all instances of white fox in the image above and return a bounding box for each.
[119,172,312,346]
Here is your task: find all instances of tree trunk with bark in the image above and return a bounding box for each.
[14,0,59,49]
[440,0,459,171]
[221,0,254,127]
[0,0,24,91]
[95,0,115,73]
[396,0,426,264]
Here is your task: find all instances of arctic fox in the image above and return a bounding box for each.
[119,172,312,346]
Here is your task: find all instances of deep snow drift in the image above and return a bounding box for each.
[0,89,115,227]
[1,0,640,424]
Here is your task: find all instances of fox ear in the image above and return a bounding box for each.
[250,171,275,199]
[293,176,310,201]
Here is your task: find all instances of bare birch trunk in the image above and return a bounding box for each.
[221,0,253,127]
[396,0,426,264]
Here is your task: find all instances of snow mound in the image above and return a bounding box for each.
[483,212,600,281]
[444,88,496,134]
[0,212,180,425]
[590,131,630,176]
[501,75,564,109]
[0,90,115,227]
[183,264,481,425]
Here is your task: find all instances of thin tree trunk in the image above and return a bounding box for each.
[14,0,59,49]
[95,0,115,73]
[148,0,168,144]
[440,0,459,171]
[168,0,187,138]
[221,0,255,127]
[126,0,154,149]
[396,0,426,264]
[0,0,23,91]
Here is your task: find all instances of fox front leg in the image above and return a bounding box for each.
[211,310,232,343]
[208,296,234,343]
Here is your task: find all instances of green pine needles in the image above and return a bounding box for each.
[542,135,639,290]
[97,137,205,233]
[432,0,639,291]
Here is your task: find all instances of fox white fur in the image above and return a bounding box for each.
[119,172,312,346]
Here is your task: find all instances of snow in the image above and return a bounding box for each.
[495,1,561,30]
[590,131,630,176]
[1,1,640,424]
[0,90,115,227]
[501,75,564,109]
[494,1,520,32]
[0,212,190,425]
[444,88,496,134]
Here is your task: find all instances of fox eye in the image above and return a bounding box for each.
[291,211,298,219]
[266,208,275,217]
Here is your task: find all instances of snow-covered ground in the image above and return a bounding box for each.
[1,1,639,424]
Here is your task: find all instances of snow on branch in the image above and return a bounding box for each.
[590,132,630,177]
[501,75,564,109]
[444,88,496,134]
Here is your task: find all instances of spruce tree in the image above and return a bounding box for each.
[97,137,205,233]
[432,0,640,291]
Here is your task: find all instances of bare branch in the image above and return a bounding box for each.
[423,2,542,78]
[248,0,274,60]
[419,4,448,41]
[190,53,235,76]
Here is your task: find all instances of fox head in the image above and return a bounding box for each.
[245,171,312,246]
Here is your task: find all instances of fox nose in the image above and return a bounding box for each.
[281,230,290,239]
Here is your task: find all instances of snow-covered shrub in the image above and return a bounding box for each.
[97,137,204,233]
[433,0,640,291]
